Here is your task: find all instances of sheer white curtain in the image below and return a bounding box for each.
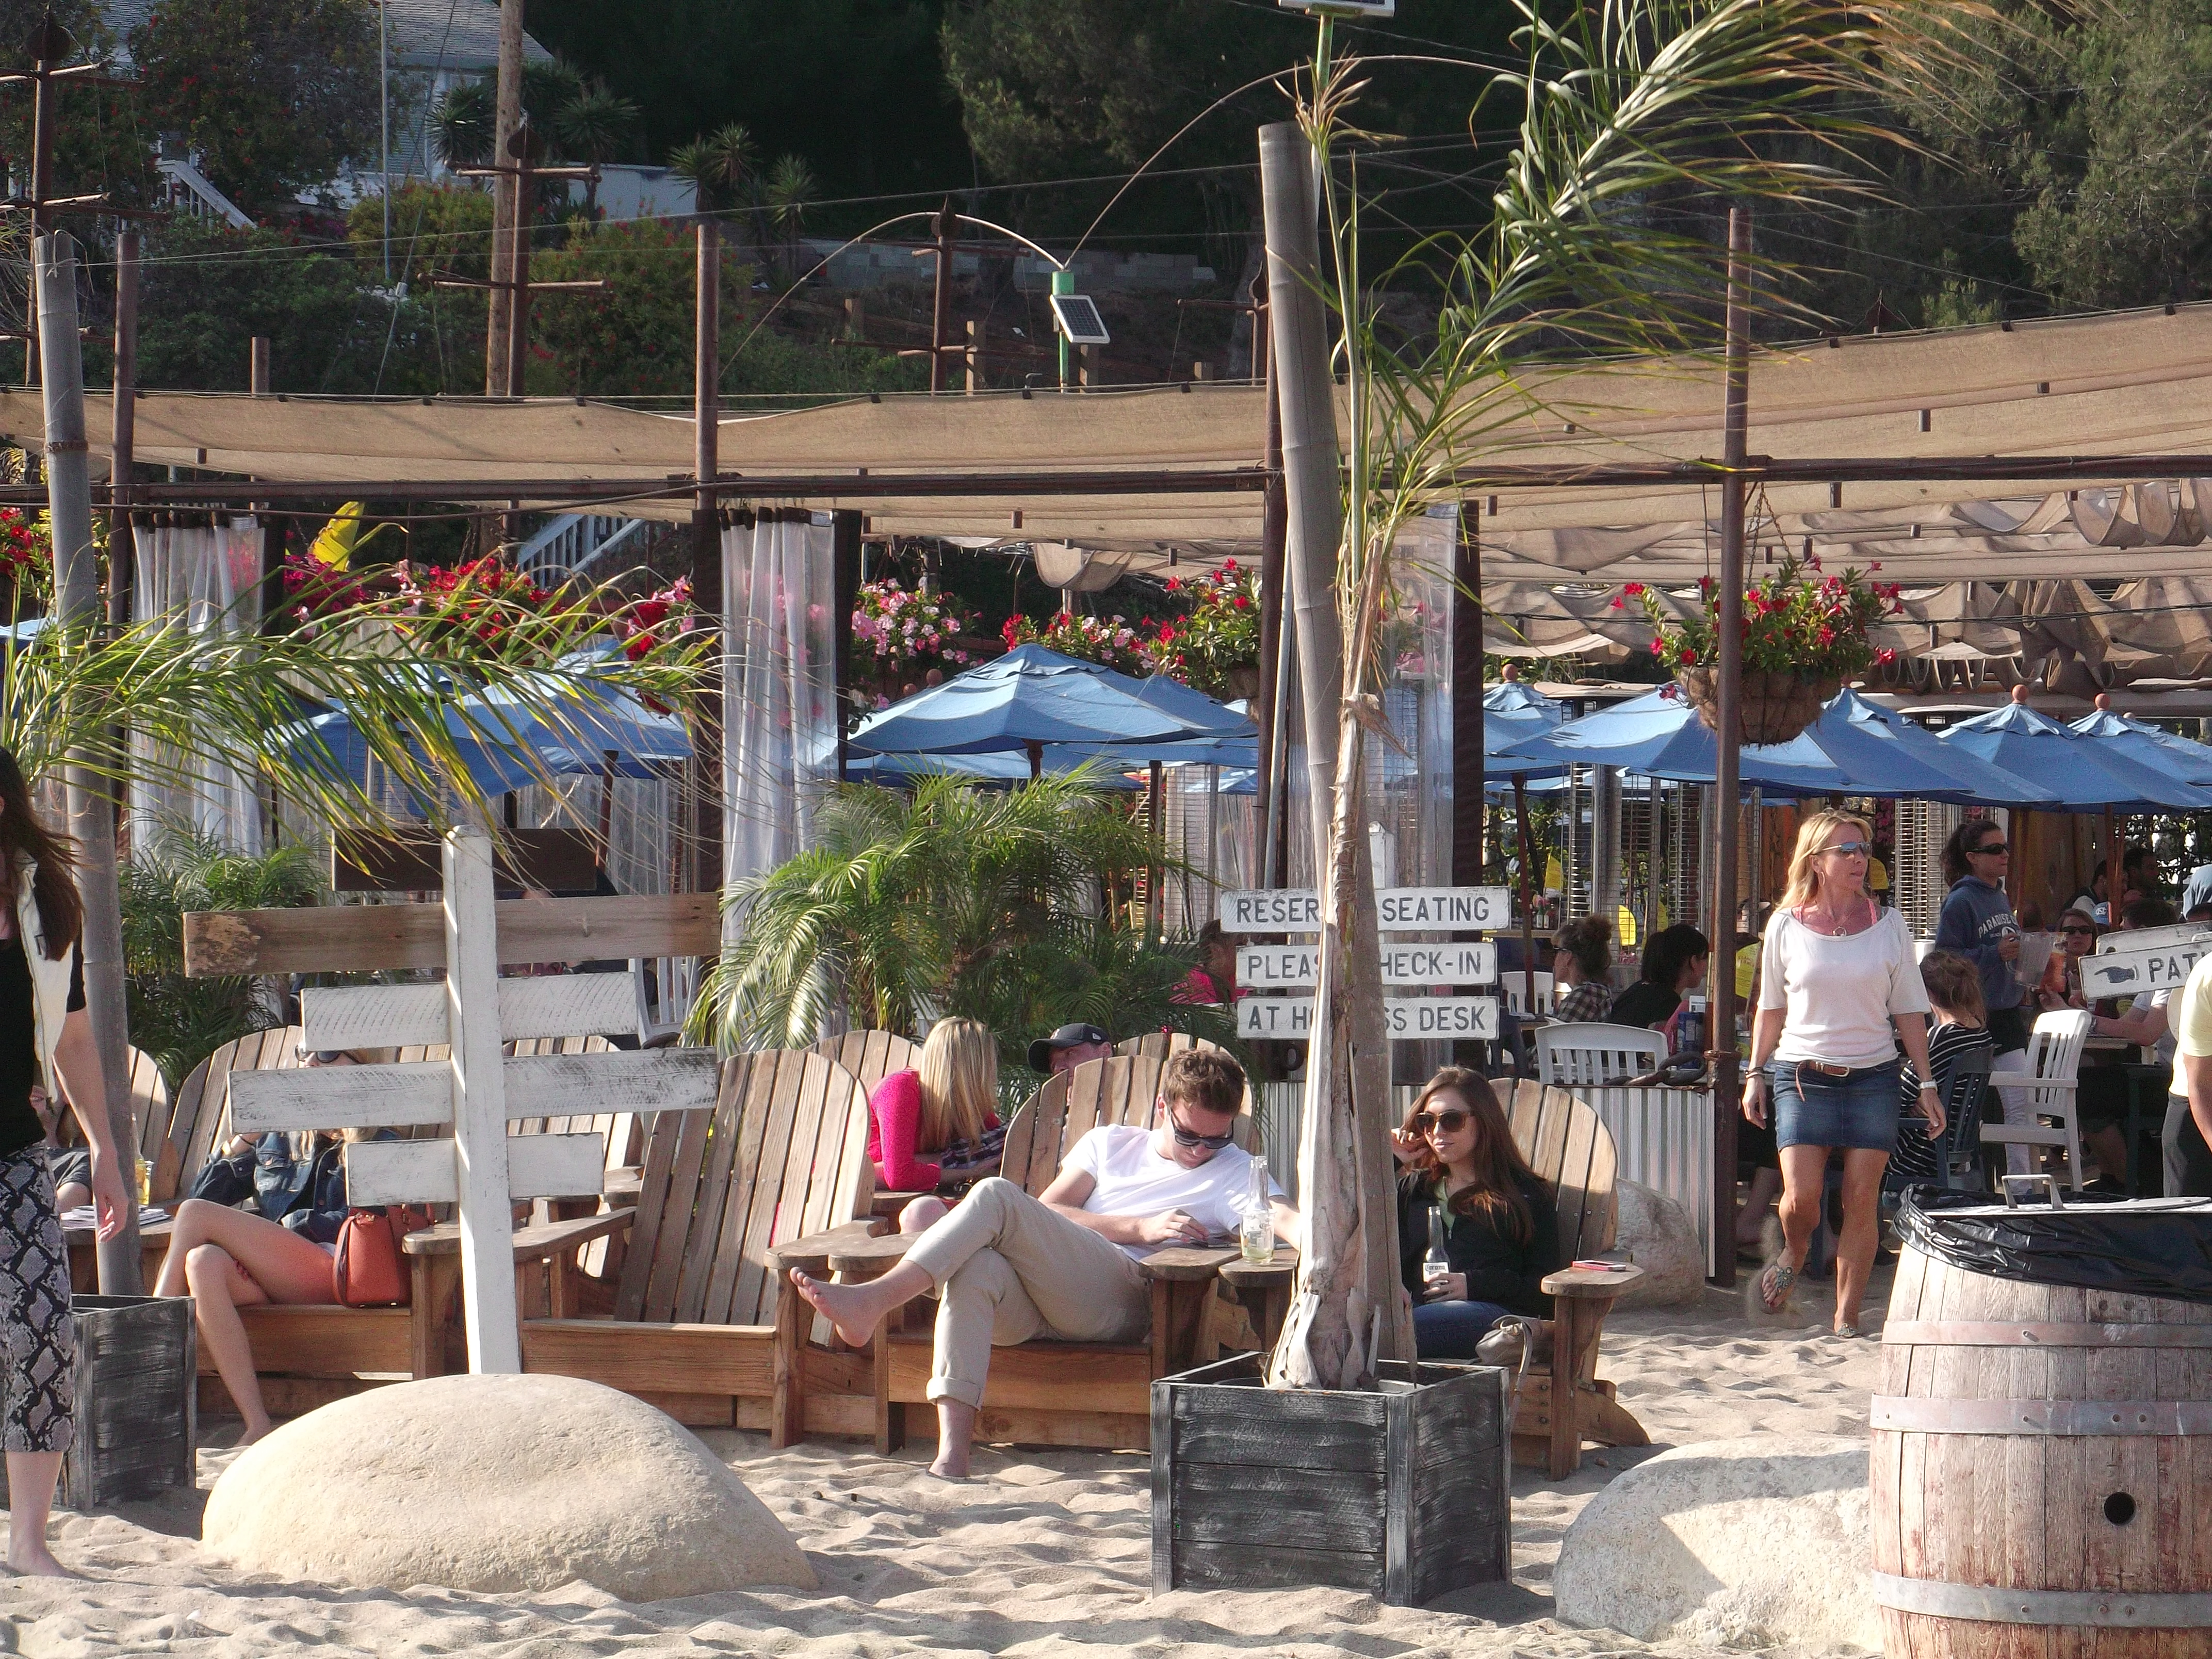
[128,516,265,854]
[723,509,837,900]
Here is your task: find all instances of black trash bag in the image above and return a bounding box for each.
[1894,1187,2212,1308]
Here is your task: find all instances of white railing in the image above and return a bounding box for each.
[1583,1084,1717,1277]
[516,514,652,581]
[157,157,254,230]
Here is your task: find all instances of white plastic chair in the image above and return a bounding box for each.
[1980,1009,2089,1191]
[1501,970,1555,1019]
[1534,1022,1669,1089]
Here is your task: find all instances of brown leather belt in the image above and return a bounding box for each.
[1799,1060,1854,1078]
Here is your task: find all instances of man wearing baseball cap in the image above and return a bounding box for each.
[1028,1022,1112,1075]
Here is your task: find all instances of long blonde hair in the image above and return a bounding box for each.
[917,1017,996,1148]
[1778,808,1875,912]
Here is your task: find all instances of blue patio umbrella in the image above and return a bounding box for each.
[848,643,1251,761]
[1939,688,2212,811]
[1494,688,1859,796]
[2067,701,2212,788]
[1486,676,1563,726]
[1807,691,2063,806]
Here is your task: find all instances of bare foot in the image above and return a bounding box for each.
[6,1541,74,1578]
[788,1268,887,1349]
[926,1455,971,1481]
[236,1421,273,1448]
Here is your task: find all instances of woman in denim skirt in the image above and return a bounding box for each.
[1742,809,1945,1337]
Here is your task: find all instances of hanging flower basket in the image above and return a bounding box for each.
[1675,665,1841,746]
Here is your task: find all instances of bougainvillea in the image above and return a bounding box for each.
[0,507,47,591]
[1634,560,1902,678]
[853,578,971,675]
[1002,610,1152,676]
[1146,560,1260,695]
[392,556,554,655]
[281,547,373,623]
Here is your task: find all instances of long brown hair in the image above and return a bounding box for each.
[0,747,80,959]
[1398,1068,1547,1246]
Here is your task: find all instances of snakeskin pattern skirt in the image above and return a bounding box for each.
[0,1145,73,1453]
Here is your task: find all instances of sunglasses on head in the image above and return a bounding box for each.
[1167,1113,1236,1150]
[1821,840,1873,858]
[1420,1108,1471,1135]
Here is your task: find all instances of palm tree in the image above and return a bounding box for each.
[552,85,642,216]
[521,59,588,127]
[762,153,817,283]
[434,79,496,170]
[1266,0,1980,1392]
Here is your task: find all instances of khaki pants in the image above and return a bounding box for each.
[902,1177,1150,1408]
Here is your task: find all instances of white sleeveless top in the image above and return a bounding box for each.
[1758,904,1931,1068]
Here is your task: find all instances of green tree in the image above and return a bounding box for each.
[127,0,383,213]
[555,86,643,216]
[347,178,497,284]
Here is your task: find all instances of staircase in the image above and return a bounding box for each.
[515,514,654,582]
[156,157,254,230]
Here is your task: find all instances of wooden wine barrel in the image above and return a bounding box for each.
[1873,1242,2212,1656]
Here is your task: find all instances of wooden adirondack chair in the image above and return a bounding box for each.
[155,1026,305,1203]
[812,1030,919,1093]
[514,1048,877,1442]
[1504,1077,1651,1478]
[60,1046,171,1291]
[1112,1031,1226,1063]
[800,1053,1271,1455]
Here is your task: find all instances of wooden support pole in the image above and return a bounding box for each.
[485,0,524,395]
[929,200,954,395]
[1514,772,1537,1016]
[1256,303,1288,889]
[105,229,136,631]
[965,318,984,394]
[443,828,520,1372]
[1452,501,1484,1066]
[1709,206,1751,1289]
[831,508,860,783]
[38,230,140,1291]
[692,219,723,897]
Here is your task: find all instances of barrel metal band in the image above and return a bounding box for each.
[1873,1573,2212,1628]
[1883,1322,2212,1349]
[1871,1396,2212,1435]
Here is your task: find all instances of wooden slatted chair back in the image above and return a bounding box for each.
[1112,1031,1226,1064]
[612,1049,872,1329]
[55,1045,166,1155]
[999,1054,1257,1197]
[156,1026,306,1202]
[507,1034,639,1171]
[811,1030,920,1094]
[1506,1078,1619,1260]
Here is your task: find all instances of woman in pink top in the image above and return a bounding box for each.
[868,1017,1006,1235]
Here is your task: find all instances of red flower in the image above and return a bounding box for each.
[1679,647,1697,665]
[1622,581,1645,597]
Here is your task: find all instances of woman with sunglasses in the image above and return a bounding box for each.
[1745,810,1941,1337]
[1389,1068,1562,1357]
[2037,908,2098,1011]
[1934,819,2029,1063]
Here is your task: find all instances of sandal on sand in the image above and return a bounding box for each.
[1758,1260,1797,1314]
[1834,1322,1865,1339]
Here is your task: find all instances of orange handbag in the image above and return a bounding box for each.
[331,1206,433,1308]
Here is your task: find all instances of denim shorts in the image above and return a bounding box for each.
[1767,1058,1903,1151]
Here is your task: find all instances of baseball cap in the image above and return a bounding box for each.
[1027,1022,1112,1073]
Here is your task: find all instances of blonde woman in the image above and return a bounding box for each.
[1743,810,1942,1337]
[867,1017,1006,1234]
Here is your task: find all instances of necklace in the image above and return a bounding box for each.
[1804,894,1866,936]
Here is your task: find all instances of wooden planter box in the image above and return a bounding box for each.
[1151,1352,1511,1605]
[0,1295,197,1510]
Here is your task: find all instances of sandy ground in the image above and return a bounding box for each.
[0,1275,1885,1659]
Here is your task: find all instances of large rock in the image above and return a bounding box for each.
[1611,1177,1704,1308]
[1554,1435,1874,1651]
[203,1374,817,1600]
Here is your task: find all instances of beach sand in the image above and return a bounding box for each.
[0,1282,1884,1658]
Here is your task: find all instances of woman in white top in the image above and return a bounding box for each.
[1743,809,1942,1337]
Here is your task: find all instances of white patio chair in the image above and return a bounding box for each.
[1501,970,1555,1020]
[1534,1022,1668,1091]
[1980,1008,2089,1191]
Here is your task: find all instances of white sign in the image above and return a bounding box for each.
[2094,923,2211,957]
[2080,935,2212,1000]
[1220,889,1322,931]
[1374,887,1512,931]
[1380,940,1497,985]
[1239,945,1320,988]
[1235,995,1500,1042]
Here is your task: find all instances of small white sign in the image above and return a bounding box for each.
[1220,889,1322,931]
[2081,937,2212,1000]
[1380,940,1497,985]
[1235,995,1500,1041]
[2094,922,2211,957]
[1374,887,1512,931]
[1239,945,1320,988]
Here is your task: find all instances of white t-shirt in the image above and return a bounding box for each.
[2134,987,2177,1068]
[1759,904,1933,1068]
[1062,1124,1283,1260]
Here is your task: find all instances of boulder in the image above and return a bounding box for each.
[1554,1435,1874,1651]
[1611,1178,1704,1308]
[203,1374,817,1601]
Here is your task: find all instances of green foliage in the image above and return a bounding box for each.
[692,774,1232,1070]
[668,123,757,212]
[127,0,383,212]
[346,180,496,284]
[0,4,157,238]
[120,829,324,1092]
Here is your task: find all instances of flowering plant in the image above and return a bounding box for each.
[393,556,552,655]
[0,507,47,591]
[853,578,971,674]
[1001,609,1152,676]
[1146,560,1260,695]
[1633,560,1902,679]
[281,547,376,623]
[609,576,698,662]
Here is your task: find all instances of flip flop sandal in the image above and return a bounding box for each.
[1758,1260,1797,1314]
[1834,1322,1866,1339]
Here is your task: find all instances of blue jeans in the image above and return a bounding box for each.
[1412,1296,1515,1359]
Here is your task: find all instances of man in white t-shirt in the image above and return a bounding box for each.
[789,1049,1295,1479]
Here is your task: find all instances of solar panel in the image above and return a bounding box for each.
[1276,0,1395,14]
[1048,292,1112,346]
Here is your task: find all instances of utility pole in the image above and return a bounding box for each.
[690,219,724,896]
[443,122,601,397]
[38,230,139,1292]
[485,0,525,395]
[106,227,136,631]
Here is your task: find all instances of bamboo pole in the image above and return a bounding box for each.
[106,230,136,631]
[38,231,139,1290]
[1710,207,1751,1289]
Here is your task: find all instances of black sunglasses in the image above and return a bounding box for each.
[1973,839,2009,856]
[1421,1108,1472,1135]
[1167,1113,1236,1150]
[2061,924,2095,936]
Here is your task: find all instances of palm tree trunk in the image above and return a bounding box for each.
[1258,122,1408,1392]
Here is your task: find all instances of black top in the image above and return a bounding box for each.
[0,933,85,1160]
[1397,1171,1565,1318]
[1607,980,1681,1032]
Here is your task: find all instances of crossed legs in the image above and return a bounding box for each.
[155,1199,336,1444]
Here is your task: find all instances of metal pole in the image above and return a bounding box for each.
[378,0,391,283]
[1052,268,1073,391]
[38,231,139,1291]
[1710,205,1751,1288]
[485,0,524,395]
[1148,758,1165,937]
[505,136,532,399]
[1514,771,1537,1015]
[929,200,954,395]
[692,219,722,896]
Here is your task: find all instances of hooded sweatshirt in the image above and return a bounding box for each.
[1935,874,2022,1015]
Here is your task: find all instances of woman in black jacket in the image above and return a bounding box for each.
[1392,1067,1565,1358]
